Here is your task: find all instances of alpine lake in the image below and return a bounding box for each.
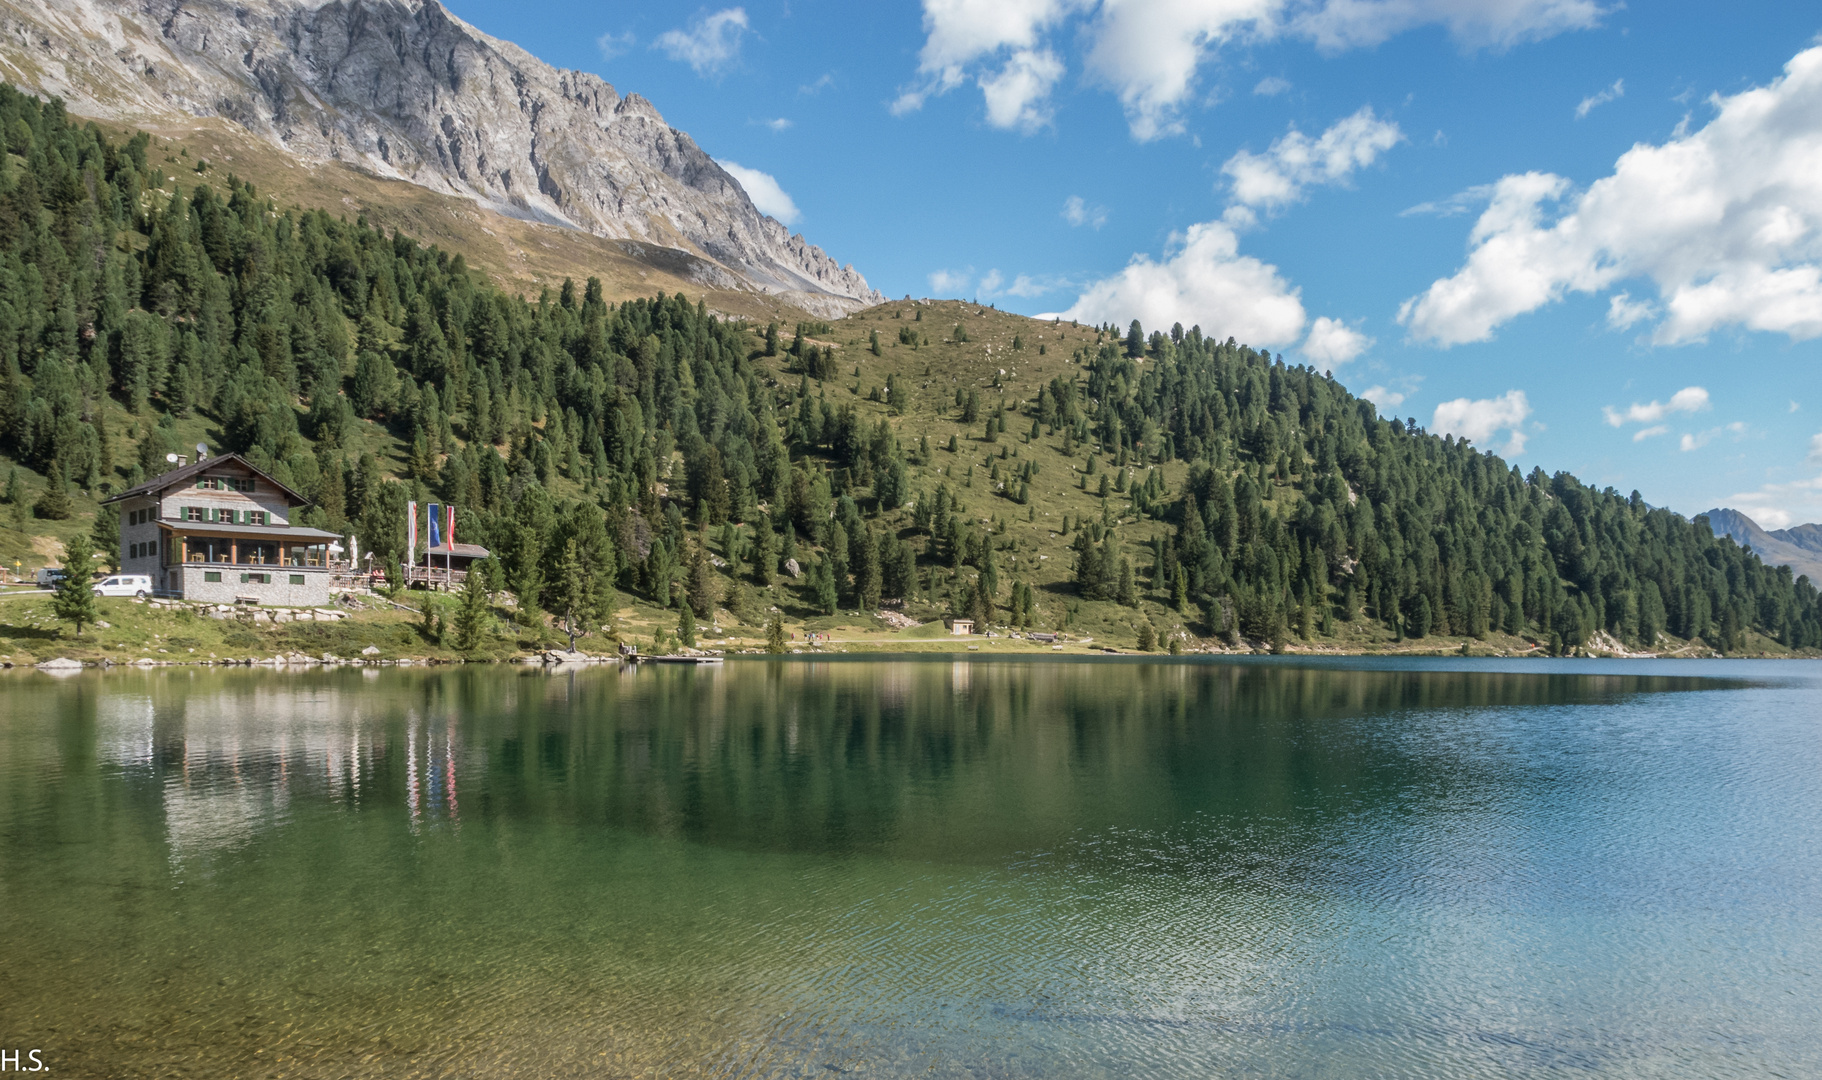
[1,656,1818,1079]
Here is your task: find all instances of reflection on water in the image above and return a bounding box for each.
[1,658,1820,1078]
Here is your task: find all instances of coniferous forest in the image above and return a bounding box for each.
[1,85,1817,654]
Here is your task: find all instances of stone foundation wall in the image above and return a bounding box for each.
[177,565,331,607]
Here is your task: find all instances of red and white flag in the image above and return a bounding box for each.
[445,504,456,550]
[407,500,419,566]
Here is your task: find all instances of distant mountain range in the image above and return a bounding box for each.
[1703,508,1822,583]
[0,0,882,316]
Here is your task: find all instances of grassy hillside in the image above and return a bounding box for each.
[1,84,1816,661]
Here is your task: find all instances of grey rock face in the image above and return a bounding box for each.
[0,0,882,313]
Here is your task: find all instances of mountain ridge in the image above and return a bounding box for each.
[0,0,882,316]
[1702,508,1822,583]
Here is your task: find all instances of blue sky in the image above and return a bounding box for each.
[443,0,1822,527]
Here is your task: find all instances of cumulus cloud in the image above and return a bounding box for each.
[1223,105,1403,211]
[1048,104,1391,356]
[981,270,1067,298]
[761,117,793,132]
[717,161,800,225]
[1432,389,1532,456]
[892,0,1077,123]
[655,8,750,75]
[1062,195,1108,228]
[1402,45,1822,347]
[980,48,1067,131]
[1576,78,1624,119]
[1045,220,1307,346]
[1360,385,1407,411]
[1602,386,1711,427]
[929,268,973,295]
[1633,424,1669,442]
[1302,316,1372,366]
[1681,422,1749,452]
[1606,291,1654,329]
[1253,76,1292,96]
[900,0,1603,141]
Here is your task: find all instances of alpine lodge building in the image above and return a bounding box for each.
[103,451,342,606]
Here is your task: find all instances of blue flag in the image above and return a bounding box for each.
[428,503,442,549]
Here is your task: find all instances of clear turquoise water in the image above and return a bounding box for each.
[1,658,1818,1077]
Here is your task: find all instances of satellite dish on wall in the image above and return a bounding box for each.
[196,443,208,459]
[165,453,179,464]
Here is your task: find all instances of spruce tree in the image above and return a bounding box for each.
[678,600,697,649]
[454,568,490,653]
[766,612,787,653]
[34,462,72,520]
[53,542,97,636]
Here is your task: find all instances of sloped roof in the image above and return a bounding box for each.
[162,522,343,541]
[103,452,310,507]
[425,543,491,559]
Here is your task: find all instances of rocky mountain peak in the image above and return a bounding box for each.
[0,0,882,315]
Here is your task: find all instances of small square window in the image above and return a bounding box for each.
[204,571,222,583]
[290,574,305,585]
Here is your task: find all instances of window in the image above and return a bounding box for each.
[204,571,221,582]
[241,572,271,585]
[149,539,158,557]
[185,506,204,521]
[290,574,305,585]
[246,510,267,526]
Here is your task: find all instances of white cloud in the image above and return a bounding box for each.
[1432,389,1532,456]
[1633,424,1669,442]
[1044,220,1307,347]
[655,8,750,76]
[762,117,793,132]
[980,48,1066,131]
[1223,105,1403,211]
[1253,76,1292,96]
[1083,0,1280,141]
[596,30,635,59]
[1576,78,1624,119]
[901,0,1601,142]
[1606,291,1654,329]
[1602,386,1711,427]
[981,270,1066,298]
[1400,183,1497,218]
[892,0,1077,120]
[1295,0,1607,51]
[1361,385,1406,411]
[1402,45,1822,347]
[1680,422,1749,452]
[1811,432,1822,464]
[717,161,800,225]
[1302,316,1371,365]
[1063,195,1108,228]
[800,73,836,95]
[929,268,973,295]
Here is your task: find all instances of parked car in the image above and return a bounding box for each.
[92,574,152,599]
[34,567,67,589]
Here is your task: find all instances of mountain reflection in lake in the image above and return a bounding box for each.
[2,658,1818,1078]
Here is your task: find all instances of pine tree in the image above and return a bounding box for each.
[34,462,73,521]
[453,568,490,653]
[53,541,97,636]
[766,612,787,653]
[678,600,697,649]
[91,503,120,573]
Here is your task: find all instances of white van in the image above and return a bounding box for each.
[92,574,153,599]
